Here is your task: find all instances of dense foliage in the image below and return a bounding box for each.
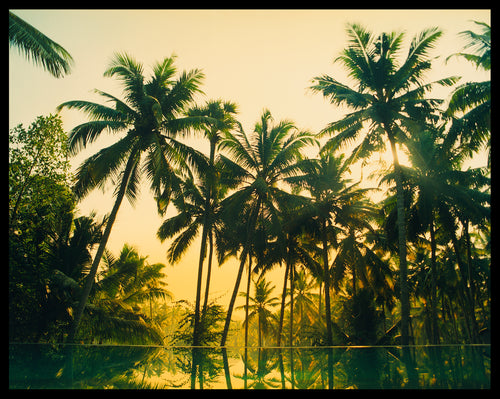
[9,19,490,348]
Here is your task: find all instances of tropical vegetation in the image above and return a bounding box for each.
[10,19,490,355]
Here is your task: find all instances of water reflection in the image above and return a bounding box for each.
[9,343,490,389]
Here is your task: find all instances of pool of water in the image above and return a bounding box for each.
[9,343,490,389]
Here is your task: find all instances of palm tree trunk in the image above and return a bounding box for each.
[463,218,479,339]
[194,138,217,346]
[193,220,209,346]
[289,261,294,347]
[202,231,214,314]
[220,198,261,346]
[387,134,410,346]
[322,219,333,346]
[429,210,440,344]
[244,252,252,347]
[67,150,138,343]
[277,258,289,346]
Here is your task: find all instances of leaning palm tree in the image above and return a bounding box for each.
[217,109,316,346]
[9,11,73,78]
[58,52,206,342]
[310,24,459,345]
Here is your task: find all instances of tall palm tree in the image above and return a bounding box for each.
[286,150,374,345]
[157,156,234,345]
[381,126,489,343]
[310,24,459,345]
[57,52,206,342]
[286,268,319,344]
[185,99,239,346]
[217,109,316,346]
[9,11,73,78]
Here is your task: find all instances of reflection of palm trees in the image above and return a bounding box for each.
[237,348,282,389]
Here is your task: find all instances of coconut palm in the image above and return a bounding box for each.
[9,11,73,77]
[157,156,235,345]
[238,278,280,347]
[381,125,490,343]
[217,109,316,346]
[286,150,375,345]
[286,268,319,344]
[82,244,171,344]
[310,24,459,345]
[445,21,490,167]
[185,99,239,346]
[57,52,206,342]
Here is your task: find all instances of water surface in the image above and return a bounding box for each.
[9,343,490,389]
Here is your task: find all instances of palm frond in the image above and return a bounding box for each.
[167,221,201,264]
[162,68,205,115]
[72,134,137,199]
[104,52,145,110]
[310,75,373,109]
[65,120,129,155]
[151,55,177,88]
[9,11,74,77]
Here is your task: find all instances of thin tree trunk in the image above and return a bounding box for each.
[387,134,410,346]
[429,210,440,344]
[220,198,261,346]
[289,261,294,347]
[277,259,289,346]
[67,150,138,343]
[322,219,333,346]
[193,220,209,346]
[194,139,217,346]
[202,231,214,314]
[244,252,252,348]
[463,218,479,340]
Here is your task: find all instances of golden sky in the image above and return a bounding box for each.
[9,9,490,309]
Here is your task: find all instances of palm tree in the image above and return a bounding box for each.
[445,21,491,167]
[238,278,280,347]
[217,109,316,346]
[9,11,73,78]
[310,24,459,345]
[381,126,490,343]
[83,244,171,344]
[157,156,234,346]
[287,269,319,344]
[286,150,375,345]
[57,52,206,342]
[185,99,239,346]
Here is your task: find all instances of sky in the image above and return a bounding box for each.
[9,9,490,314]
